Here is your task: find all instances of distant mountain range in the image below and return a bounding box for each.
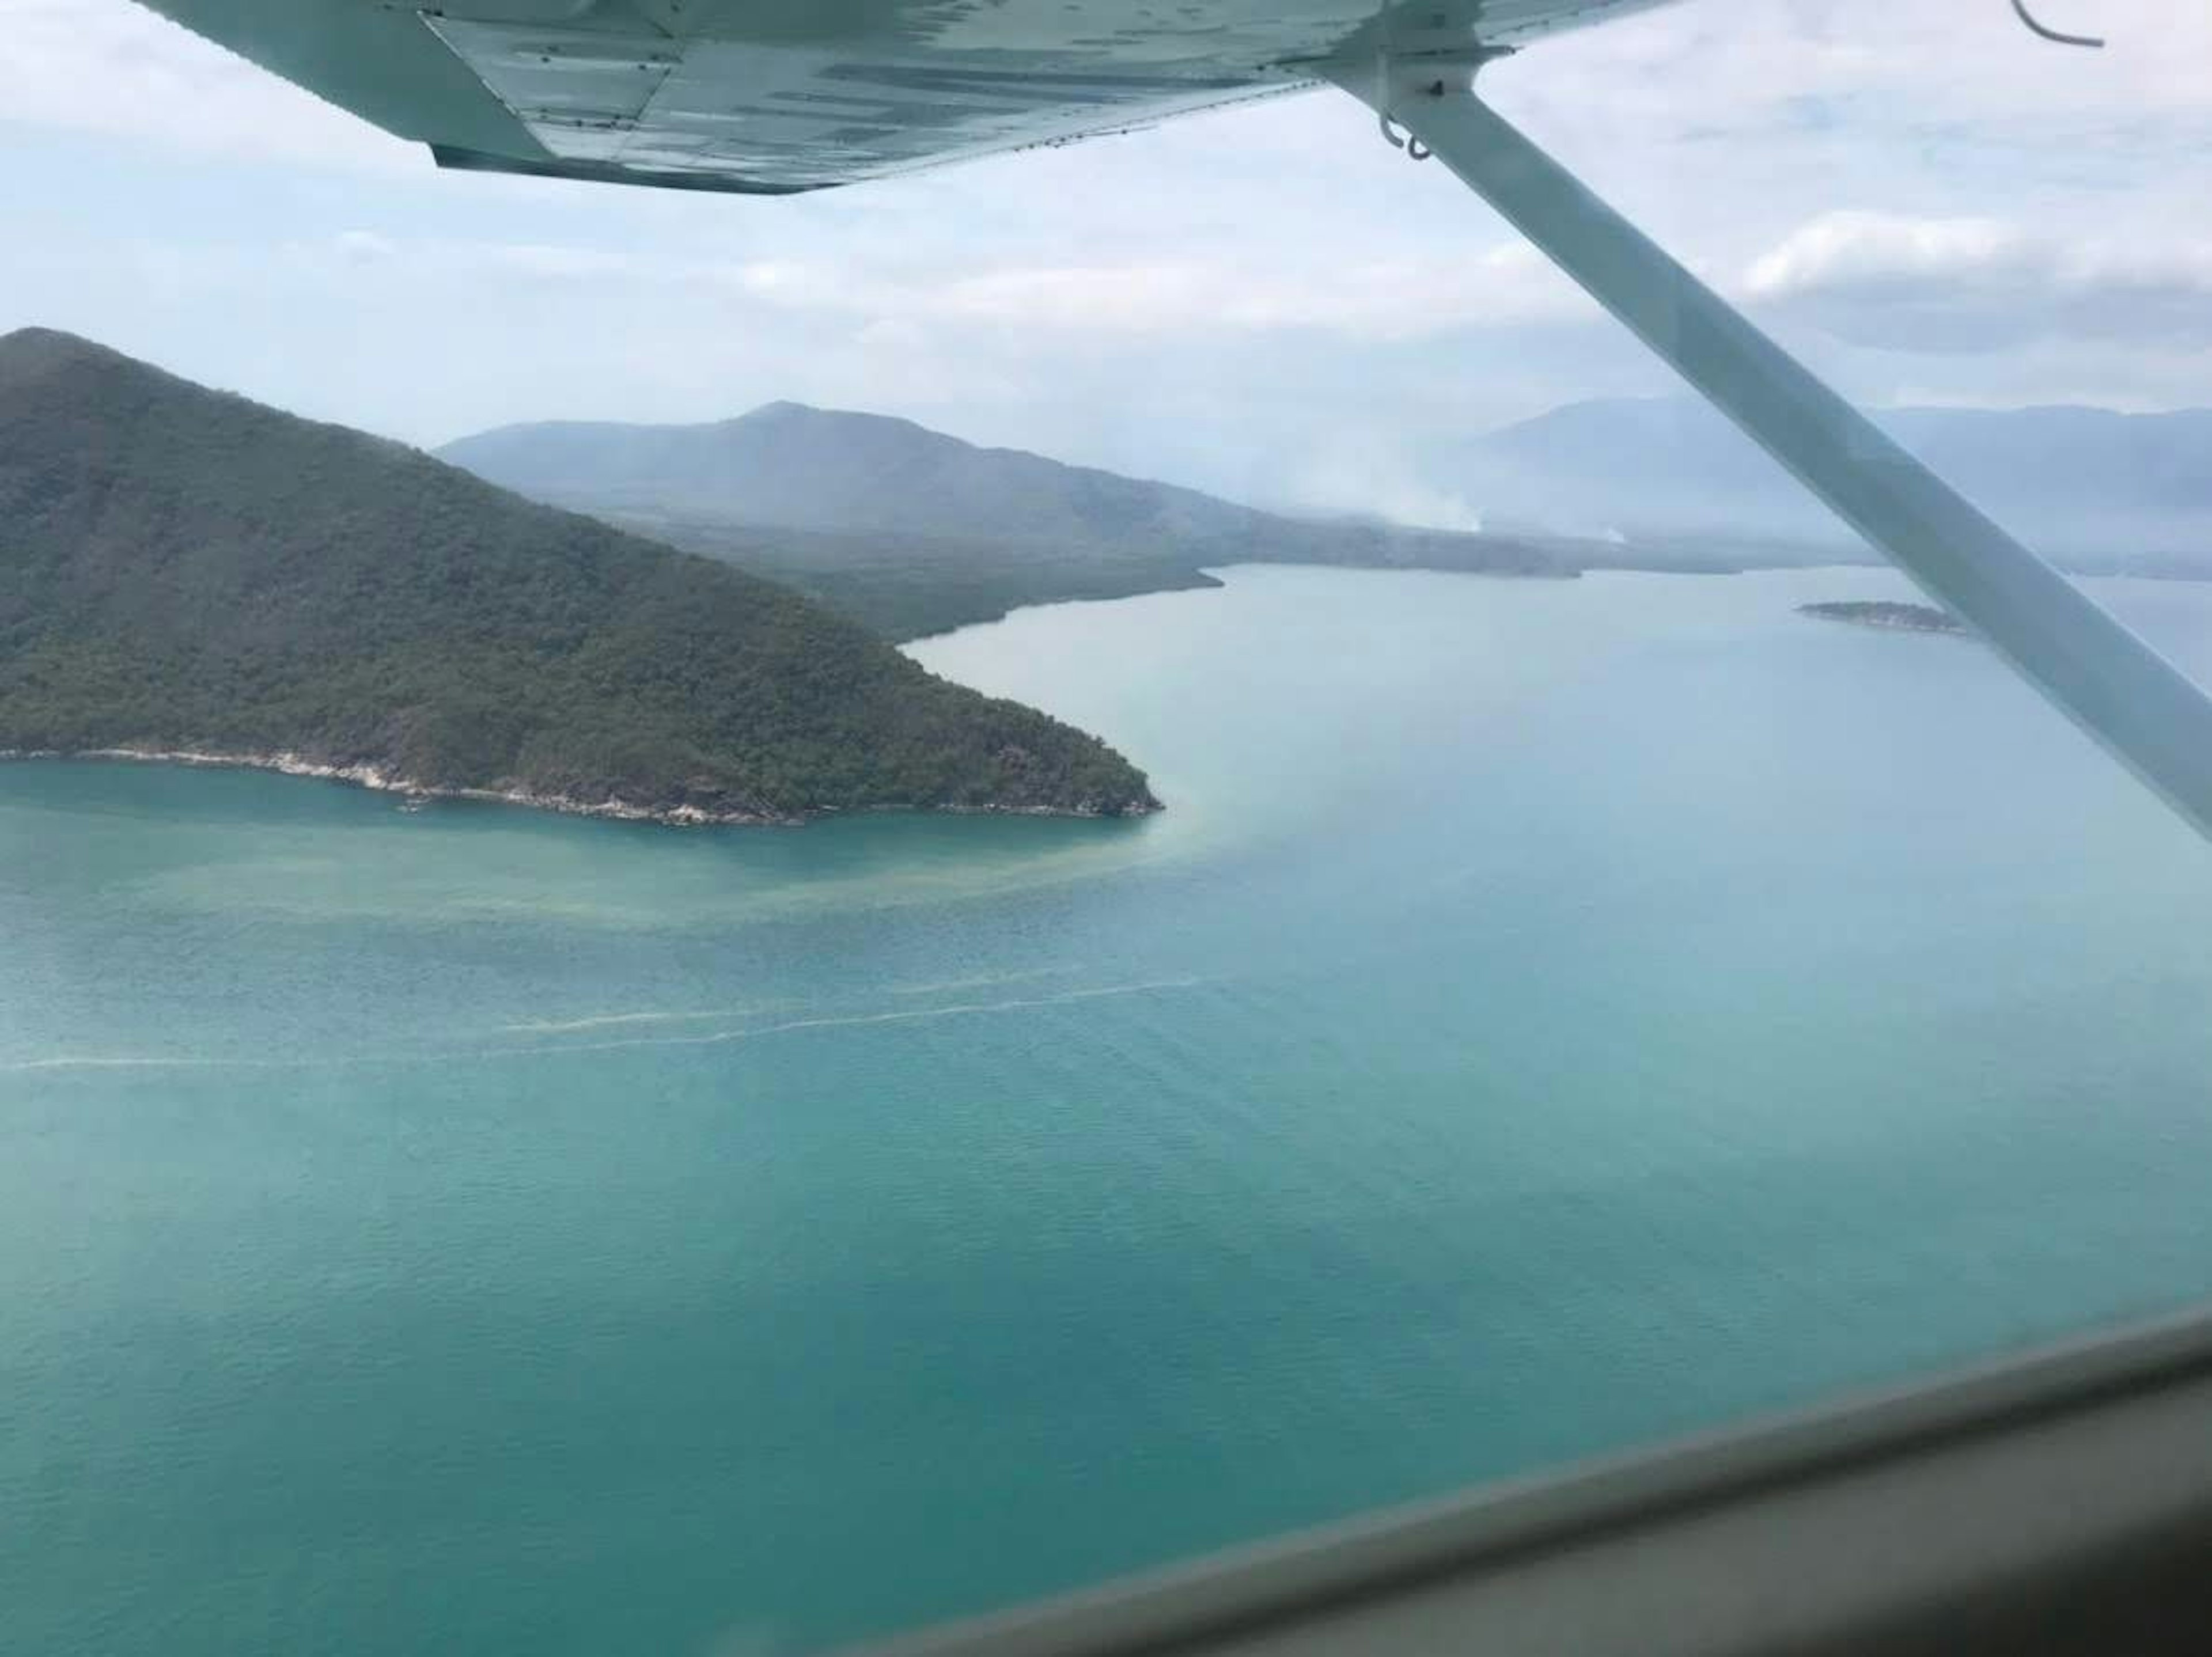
[442,401,1281,549]
[440,405,1618,639]
[1441,397,2212,568]
[0,330,1156,822]
[441,393,2212,641]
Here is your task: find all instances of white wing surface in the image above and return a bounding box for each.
[136,0,1671,191]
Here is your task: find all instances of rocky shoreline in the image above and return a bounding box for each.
[0,748,1158,828]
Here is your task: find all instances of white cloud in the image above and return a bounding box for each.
[198,226,1584,348]
[1744,210,2212,352]
[2,0,2209,517]
[331,229,397,266]
[1746,214,2039,297]
[0,0,411,168]
[739,242,1585,340]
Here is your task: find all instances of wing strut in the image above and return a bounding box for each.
[1329,66,2212,843]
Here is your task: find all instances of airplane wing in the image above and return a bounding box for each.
[134,0,1673,193]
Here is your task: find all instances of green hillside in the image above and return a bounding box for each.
[0,329,1157,822]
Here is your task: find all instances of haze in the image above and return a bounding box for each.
[3,0,2210,524]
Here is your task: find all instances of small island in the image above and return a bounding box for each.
[1797,601,1965,635]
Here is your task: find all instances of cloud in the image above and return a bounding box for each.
[3,0,2209,520]
[1746,214,2039,296]
[728,241,1586,340]
[1743,210,2212,352]
[202,225,1588,348]
[331,229,397,266]
[0,0,411,168]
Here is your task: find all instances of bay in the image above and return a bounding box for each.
[5,564,2212,1656]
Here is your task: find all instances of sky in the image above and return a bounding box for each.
[3,0,2210,521]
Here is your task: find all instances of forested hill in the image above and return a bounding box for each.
[0,329,1157,823]
[440,403,1575,639]
[441,400,1276,547]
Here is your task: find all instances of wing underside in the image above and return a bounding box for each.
[135,0,1669,192]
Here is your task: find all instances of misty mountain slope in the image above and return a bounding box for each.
[1449,397,2212,566]
[440,405,1592,638]
[445,390,2212,644]
[0,329,1157,821]
[440,401,1275,549]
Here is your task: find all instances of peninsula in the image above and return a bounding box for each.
[0,329,1158,824]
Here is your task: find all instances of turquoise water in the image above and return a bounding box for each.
[6,564,2212,1655]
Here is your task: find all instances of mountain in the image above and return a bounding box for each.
[563,512,1233,647]
[442,393,2212,639]
[439,405,1580,639]
[442,401,1275,547]
[1444,397,2212,568]
[0,330,1157,823]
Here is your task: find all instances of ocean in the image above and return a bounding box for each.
[5,564,2211,1655]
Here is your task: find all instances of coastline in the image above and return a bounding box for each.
[0,748,1158,828]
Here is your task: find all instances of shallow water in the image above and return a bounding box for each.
[5,564,2211,1655]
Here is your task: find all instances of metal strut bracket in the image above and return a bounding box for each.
[1331,65,2212,845]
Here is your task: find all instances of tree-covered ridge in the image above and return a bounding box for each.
[440,403,1580,639]
[586,509,1230,642]
[0,329,1157,822]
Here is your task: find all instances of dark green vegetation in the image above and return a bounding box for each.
[0,329,1157,821]
[590,510,1229,643]
[1798,601,1966,635]
[441,403,1585,639]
